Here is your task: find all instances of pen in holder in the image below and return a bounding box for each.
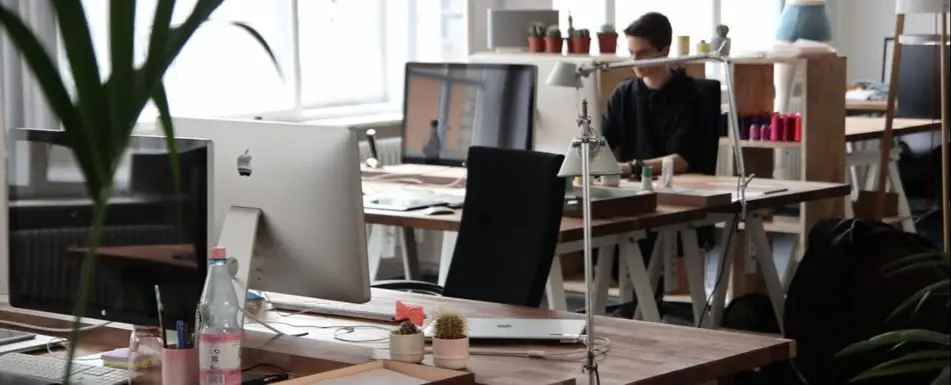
[162,345,199,385]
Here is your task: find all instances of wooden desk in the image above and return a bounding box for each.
[845,116,940,142]
[846,99,887,112]
[0,289,795,385]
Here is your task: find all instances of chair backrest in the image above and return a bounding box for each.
[694,78,722,176]
[442,146,566,307]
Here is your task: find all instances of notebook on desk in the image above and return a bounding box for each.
[423,318,585,344]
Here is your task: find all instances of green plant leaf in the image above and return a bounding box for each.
[885,260,950,278]
[887,280,951,322]
[852,360,949,382]
[220,20,284,80]
[838,329,950,357]
[152,82,180,192]
[0,6,101,196]
[931,367,950,385]
[107,0,136,150]
[870,350,951,369]
[144,0,176,82]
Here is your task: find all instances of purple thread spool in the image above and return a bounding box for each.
[749,124,761,140]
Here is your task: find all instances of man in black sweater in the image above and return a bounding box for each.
[601,13,710,318]
[603,12,706,178]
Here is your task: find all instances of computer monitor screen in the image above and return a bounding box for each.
[168,117,370,305]
[5,128,210,326]
[401,62,536,166]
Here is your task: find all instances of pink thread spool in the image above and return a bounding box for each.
[769,114,783,141]
[749,124,761,140]
[782,114,795,141]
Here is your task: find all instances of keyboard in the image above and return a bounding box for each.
[0,352,140,385]
[269,300,398,323]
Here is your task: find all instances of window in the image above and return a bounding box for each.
[720,0,783,52]
[67,0,465,123]
[552,0,609,34]
[615,1,715,54]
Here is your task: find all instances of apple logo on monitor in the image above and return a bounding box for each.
[237,149,252,177]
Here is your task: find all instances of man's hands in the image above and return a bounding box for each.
[619,162,634,178]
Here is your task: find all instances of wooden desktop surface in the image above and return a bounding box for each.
[845,99,887,112]
[663,175,851,212]
[0,289,795,385]
[845,116,940,141]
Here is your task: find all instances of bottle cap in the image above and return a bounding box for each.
[641,166,652,178]
[210,247,227,260]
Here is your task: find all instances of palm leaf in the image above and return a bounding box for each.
[852,360,949,382]
[886,280,951,322]
[932,367,950,385]
[838,329,950,357]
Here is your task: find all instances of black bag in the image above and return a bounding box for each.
[781,219,949,385]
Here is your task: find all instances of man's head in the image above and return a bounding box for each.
[623,12,673,78]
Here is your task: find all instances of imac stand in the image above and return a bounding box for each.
[218,206,300,337]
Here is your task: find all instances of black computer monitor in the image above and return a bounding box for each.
[400,62,536,167]
[5,128,210,327]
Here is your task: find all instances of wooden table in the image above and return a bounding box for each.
[0,289,795,385]
[845,116,940,142]
[362,177,710,313]
[846,99,887,112]
[67,244,197,269]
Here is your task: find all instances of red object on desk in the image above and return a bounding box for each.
[395,301,424,326]
[769,114,783,141]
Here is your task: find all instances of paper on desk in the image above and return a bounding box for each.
[313,368,427,385]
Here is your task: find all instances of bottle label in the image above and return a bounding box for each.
[199,332,242,385]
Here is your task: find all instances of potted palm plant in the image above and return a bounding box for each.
[390,320,425,364]
[0,1,279,383]
[837,251,950,383]
[431,311,469,369]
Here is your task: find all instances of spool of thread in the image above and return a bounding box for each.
[696,40,711,54]
[794,113,802,141]
[769,114,783,141]
[760,124,770,141]
[739,116,751,140]
[749,124,761,140]
[782,114,795,141]
[676,36,690,56]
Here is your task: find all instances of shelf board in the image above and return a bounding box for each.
[719,137,801,149]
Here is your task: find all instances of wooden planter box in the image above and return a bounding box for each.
[274,360,473,385]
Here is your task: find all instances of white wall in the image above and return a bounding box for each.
[466,0,554,54]
[835,0,950,82]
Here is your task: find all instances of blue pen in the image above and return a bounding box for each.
[176,320,185,348]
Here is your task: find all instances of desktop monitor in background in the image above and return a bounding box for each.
[5,128,211,327]
[168,117,371,305]
[401,62,536,167]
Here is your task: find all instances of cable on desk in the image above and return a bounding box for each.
[45,337,104,361]
[696,213,741,328]
[0,318,112,333]
[242,303,393,343]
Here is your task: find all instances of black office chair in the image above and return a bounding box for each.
[372,146,567,307]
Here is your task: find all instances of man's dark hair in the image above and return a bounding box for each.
[623,12,673,50]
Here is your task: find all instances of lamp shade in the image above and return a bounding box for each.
[896,0,950,14]
[546,61,583,88]
[557,137,623,177]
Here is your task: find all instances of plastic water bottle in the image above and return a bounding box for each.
[198,247,242,385]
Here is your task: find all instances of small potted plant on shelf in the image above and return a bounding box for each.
[431,312,469,369]
[389,320,425,364]
[597,23,618,54]
[711,24,731,55]
[544,25,563,54]
[570,28,591,54]
[528,23,546,53]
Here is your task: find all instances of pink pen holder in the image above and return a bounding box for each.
[162,346,199,385]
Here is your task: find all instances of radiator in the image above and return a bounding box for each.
[358,137,403,166]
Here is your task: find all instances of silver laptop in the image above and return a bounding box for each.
[423,318,585,344]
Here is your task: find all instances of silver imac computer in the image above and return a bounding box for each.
[166,117,370,305]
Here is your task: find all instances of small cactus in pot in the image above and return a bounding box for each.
[527,22,546,53]
[597,23,618,54]
[570,28,592,54]
[430,311,469,369]
[389,320,424,363]
[544,25,563,54]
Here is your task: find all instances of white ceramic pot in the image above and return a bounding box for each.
[431,336,469,369]
[389,332,425,364]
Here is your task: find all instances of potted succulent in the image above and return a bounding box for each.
[527,23,545,53]
[544,25,563,54]
[0,1,279,383]
[390,320,425,364]
[431,312,469,370]
[711,24,731,55]
[597,23,618,54]
[570,29,591,54]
